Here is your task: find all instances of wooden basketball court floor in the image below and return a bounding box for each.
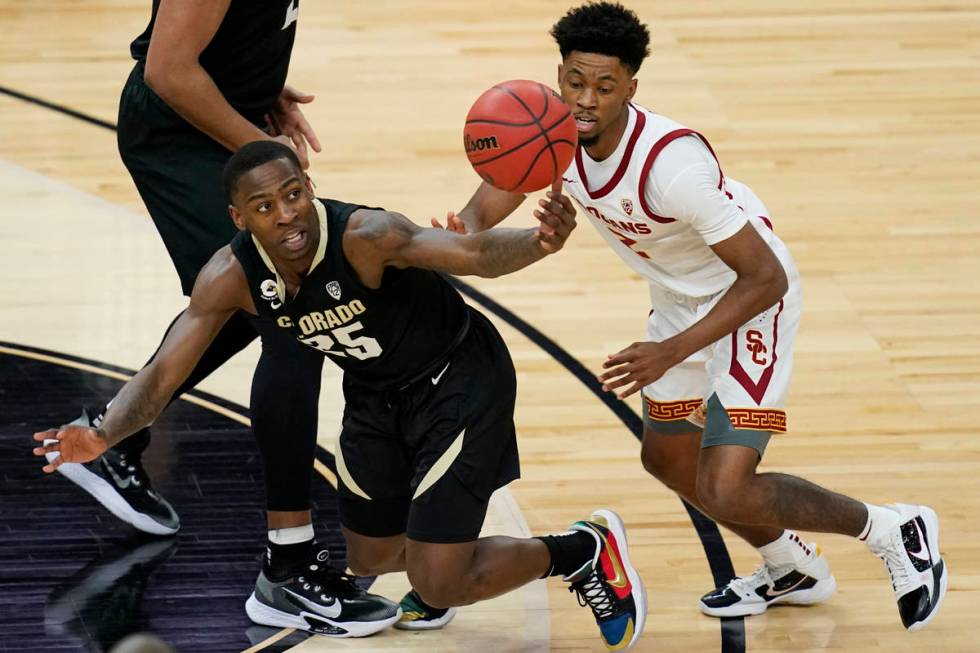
[1,1,978,651]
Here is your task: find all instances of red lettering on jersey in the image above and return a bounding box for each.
[746,329,768,366]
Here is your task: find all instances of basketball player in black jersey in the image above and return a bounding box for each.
[48,0,364,628]
[36,141,648,650]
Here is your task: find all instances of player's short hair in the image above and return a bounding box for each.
[223,140,303,203]
[550,2,651,75]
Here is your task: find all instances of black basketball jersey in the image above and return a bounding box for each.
[130,0,298,121]
[231,199,470,386]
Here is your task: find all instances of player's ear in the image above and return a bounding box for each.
[557,63,564,86]
[229,205,246,231]
[304,173,316,197]
[627,78,637,102]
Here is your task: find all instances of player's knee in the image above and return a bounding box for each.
[695,466,750,522]
[407,562,486,609]
[407,570,465,609]
[640,439,692,492]
[346,547,394,577]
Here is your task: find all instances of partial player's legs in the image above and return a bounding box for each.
[342,511,647,651]
[639,421,835,618]
[696,437,947,630]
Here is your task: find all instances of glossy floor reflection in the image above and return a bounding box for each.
[0,344,344,652]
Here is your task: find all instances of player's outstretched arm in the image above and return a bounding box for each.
[444,182,528,233]
[348,180,576,280]
[32,249,250,472]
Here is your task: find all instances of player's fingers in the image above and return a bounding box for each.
[430,217,445,229]
[533,212,556,236]
[32,442,59,456]
[617,381,643,400]
[291,134,310,169]
[599,373,632,393]
[296,116,322,152]
[551,177,563,194]
[41,457,62,474]
[33,429,60,442]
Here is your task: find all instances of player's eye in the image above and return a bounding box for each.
[288,189,301,199]
[257,202,271,213]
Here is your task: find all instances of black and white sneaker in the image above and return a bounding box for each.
[699,545,836,617]
[45,408,179,536]
[245,550,401,637]
[867,503,947,631]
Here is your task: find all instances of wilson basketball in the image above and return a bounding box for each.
[464,80,577,193]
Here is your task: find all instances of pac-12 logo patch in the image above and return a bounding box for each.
[260,279,278,299]
[621,198,634,216]
[326,281,342,300]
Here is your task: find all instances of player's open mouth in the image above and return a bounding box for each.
[575,116,597,133]
[282,230,307,251]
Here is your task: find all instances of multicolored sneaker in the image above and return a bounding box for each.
[566,509,646,652]
[699,544,836,617]
[394,589,457,630]
[867,503,947,631]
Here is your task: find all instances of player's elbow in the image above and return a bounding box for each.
[759,261,788,305]
[143,56,189,104]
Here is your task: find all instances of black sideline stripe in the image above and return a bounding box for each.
[4,86,746,652]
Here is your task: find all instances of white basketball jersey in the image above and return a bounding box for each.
[562,103,782,298]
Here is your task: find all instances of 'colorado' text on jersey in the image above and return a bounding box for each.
[231,198,468,385]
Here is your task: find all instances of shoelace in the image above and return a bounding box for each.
[568,567,618,619]
[297,551,362,599]
[728,564,774,596]
[873,532,914,594]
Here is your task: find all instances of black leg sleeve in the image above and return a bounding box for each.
[249,318,325,512]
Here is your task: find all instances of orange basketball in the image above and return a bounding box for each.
[464,80,577,193]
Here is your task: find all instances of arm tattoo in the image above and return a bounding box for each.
[98,368,170,448]
[473,228,544,277]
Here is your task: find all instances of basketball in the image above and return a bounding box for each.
[464,80,577,193]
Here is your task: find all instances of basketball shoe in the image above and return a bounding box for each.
[566,509,647,652]
[45,407,179,536]
[699,544,836,617]
[866,503,947,631]
[394,589,457,630]
[245,549,401,637]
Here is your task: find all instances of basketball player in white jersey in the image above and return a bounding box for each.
[434,1,946,633]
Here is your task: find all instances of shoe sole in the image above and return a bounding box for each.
[245,593,401,638]
[698,575,838,618]
[591,508,647,651]
[393,607,457,631]
[45,448,178,536]
[906,505,948,632]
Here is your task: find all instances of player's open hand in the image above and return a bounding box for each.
[430,211,468,234]
[266,85,322,170]
[598,340,682,399]
[534,179,577,253]
[32,425,109,473]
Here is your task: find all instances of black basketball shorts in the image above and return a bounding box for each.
[336,309,520,544]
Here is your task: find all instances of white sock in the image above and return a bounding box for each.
[858,503,899,547]
[758,530,814,570]
[268,523,315,545]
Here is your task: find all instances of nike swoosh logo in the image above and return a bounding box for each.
[103,461,134,489]
[283,588,342,619]
[594,527,629,590]
[431,361,451,385]
[907,519,933,563]
[764,575,808,598]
